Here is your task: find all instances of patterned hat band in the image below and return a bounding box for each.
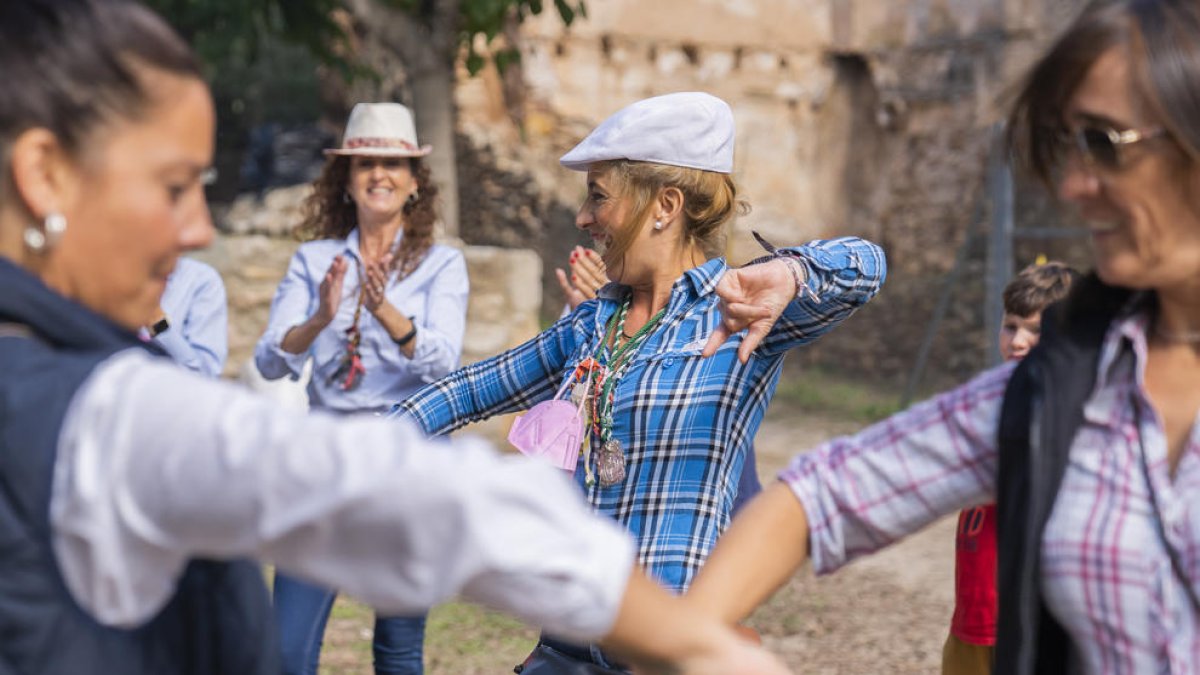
[345,137,422,151]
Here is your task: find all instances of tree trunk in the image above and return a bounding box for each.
[346,0,462,237]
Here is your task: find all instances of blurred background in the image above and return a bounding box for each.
[151,0,1095,391]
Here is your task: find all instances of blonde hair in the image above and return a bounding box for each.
[594,160,750,262]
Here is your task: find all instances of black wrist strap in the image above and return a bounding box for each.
[393,318,418,347]
[149,317,170,337]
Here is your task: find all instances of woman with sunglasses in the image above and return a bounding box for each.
[0,2,793,674]
[688,1,1200,672]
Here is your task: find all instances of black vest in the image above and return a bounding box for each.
[995,275,1133,675]
[0,258,277,674]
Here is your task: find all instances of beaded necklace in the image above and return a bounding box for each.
[327,238,402,391]
[585,297,667,486]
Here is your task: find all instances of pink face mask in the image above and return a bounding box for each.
[508,373,588,472]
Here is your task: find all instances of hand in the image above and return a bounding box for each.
[702,259,798,363]
[315,255,349,324]
[556,246,608,310]
[633,626,789,675]
[363,253,393,314]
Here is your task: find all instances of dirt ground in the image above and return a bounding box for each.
[321,399,958,674]
[748,407,957,674]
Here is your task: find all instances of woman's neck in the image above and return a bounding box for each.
[356,213,404,261]
[1154,282,1200,345]
[626,243,705,317]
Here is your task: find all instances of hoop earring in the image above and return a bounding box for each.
[24,212,67,253]
[407,189,419,206]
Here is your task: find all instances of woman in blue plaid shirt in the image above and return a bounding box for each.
[393,92,885,672]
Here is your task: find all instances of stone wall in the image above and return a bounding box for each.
[452,0,1092,387]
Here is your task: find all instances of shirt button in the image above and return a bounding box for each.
[663,358,675,368]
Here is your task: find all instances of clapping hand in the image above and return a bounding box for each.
[316,255,349,324]
[702,259,799,363]
[362,254,393,313]
[556,246,608,310]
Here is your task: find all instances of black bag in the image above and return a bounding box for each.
[514,643,628,675]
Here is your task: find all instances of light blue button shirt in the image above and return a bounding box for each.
[255,229,468,413]
[153,257,228,377]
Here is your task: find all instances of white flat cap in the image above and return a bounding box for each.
[559,92,735,174]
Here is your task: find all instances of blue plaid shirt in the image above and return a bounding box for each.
[393,238,886,591]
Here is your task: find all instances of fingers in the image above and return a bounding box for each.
[701,324,731,358]
[738,321,772,364]
[556,267,586,311]
[570,247,607,298]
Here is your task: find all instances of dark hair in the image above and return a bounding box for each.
[295,156,440,280]
[1002,261,1080,317]
[0,0,200,178]
[1009,0,1200,184]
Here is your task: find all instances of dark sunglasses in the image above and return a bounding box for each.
[1051,124,1166,171]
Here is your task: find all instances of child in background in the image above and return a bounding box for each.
[942,259,1078,675]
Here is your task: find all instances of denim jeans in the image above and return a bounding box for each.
[273,572,427,674]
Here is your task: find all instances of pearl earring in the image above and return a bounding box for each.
[24,212,67,253]
[653,219,663,230]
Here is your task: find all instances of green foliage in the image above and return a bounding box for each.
[460,0,587,75]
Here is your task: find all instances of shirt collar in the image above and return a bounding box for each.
[1094,292,1153,393]
[595,257,728,304]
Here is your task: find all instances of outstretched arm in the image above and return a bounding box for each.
[686,483,811,623]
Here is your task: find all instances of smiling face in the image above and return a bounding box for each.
[1057,47,1200,291]
[576,168,636,282]
[31,69,216,330]
[347,155,416,224]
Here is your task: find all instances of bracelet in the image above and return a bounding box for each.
[393,318,418,347]
[148,316,170,338]
[778,256,808,300]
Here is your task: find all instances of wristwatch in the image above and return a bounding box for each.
[148,316,170,338]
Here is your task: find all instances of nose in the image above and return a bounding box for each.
[179,196,215,251]
[1011,327,1035,353]
[575,203,593,230]
[1056,154,1101,204]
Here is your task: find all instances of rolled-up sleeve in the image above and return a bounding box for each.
[255,252,316,380]
[51,350,635,643]
[759,237,887,356]
[780,362,1011,574]
[379,250,468,383]
[154,263,228,377]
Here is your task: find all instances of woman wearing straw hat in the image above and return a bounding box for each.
[255,102,466,675]
[394,91,887,672]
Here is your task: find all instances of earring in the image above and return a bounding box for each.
[23,212,67,253]
[653,219,663,231]
[407,189,419,206]
[343,191,352,204]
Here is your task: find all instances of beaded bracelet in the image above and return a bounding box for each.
[745,230,817,302]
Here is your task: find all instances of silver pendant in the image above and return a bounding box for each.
[597,439,626,486]
[570,381,589,406]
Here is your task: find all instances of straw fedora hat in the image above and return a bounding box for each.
[324,102,432,157]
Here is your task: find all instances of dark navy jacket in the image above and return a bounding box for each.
[0,258,276,674]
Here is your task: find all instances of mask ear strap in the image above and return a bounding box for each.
[576,364,596,414]
[553,373,575,401]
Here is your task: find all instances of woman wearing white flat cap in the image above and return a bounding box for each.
[255,102,466,675]
[394,91,887,672]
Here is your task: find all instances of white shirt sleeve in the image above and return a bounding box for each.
[51,349,634,644]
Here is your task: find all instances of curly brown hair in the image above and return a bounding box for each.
[295,156,439,279]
